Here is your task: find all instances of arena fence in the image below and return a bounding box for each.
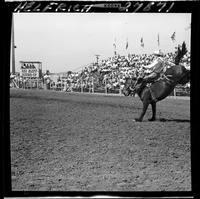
[47,80,189,97]
[10,78,44,89]
[10,78,190,97]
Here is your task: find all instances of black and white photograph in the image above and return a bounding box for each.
[8,11,193,193]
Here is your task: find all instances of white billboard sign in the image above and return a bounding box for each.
[20,62,41,78]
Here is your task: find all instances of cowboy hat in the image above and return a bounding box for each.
[153,49,164,56]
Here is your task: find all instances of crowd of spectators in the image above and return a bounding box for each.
[49,51,190,92]
[10,51,190,92]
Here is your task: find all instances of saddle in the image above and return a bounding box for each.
[131,78,158,102]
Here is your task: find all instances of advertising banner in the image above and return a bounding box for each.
[20,61,42,78]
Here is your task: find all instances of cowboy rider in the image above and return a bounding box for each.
[129,50,176,95]
[140,49,175,83]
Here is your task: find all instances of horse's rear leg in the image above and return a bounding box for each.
[134,101,150,122]
[148,102,156,121]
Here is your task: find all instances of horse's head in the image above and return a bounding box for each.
[122,77,143,96]
[133,77,144,91]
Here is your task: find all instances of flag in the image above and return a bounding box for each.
[126,38,128,50]
[113,37,116,48]
[113,37,117,55]
[171,32,176,42]
[157,33,160,47]
[140,37,144,47]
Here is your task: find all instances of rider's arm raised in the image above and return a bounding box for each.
[144,60,158,69]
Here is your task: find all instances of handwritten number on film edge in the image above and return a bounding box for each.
[119,2,132,12]
[166,2,175,13]
[121,2,174,12]
[13,1,175,12]
[143,2,155,12]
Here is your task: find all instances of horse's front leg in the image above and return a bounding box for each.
[134,101,150,122]
[148,102,156,121]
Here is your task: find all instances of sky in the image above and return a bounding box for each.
[12,13,191,73]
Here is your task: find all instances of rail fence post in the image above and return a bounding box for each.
[81,78,83,93]
[174,88,176,96]
[30,78,32,89]
[119,86,122,95]
[92,77,94,93]
[119,79,122,95]
[174,88,176,98]
[23,78,25,89]
[36,78,38,89]
[105,78,107,94]
[17,78,19,88]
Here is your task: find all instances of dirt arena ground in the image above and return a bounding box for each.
[10,88,191,191]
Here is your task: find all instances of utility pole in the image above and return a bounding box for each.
[11,14,16,75]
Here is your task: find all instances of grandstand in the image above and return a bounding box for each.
[10,51,190,96]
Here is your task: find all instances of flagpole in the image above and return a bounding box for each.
[140,37,144,55]
[126,38,129,58]
[157,33,160,49]
[11,13,16,75]
[113,37,117,56]
[171,31,176,52]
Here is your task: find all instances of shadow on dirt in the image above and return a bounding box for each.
[159,118,190,123]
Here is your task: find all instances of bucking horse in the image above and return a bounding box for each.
[122,42,190,122]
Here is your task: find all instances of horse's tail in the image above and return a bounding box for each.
[174,41,187,65]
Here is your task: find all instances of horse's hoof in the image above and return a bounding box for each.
[148,118,156,122]
[133,118,142,122]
